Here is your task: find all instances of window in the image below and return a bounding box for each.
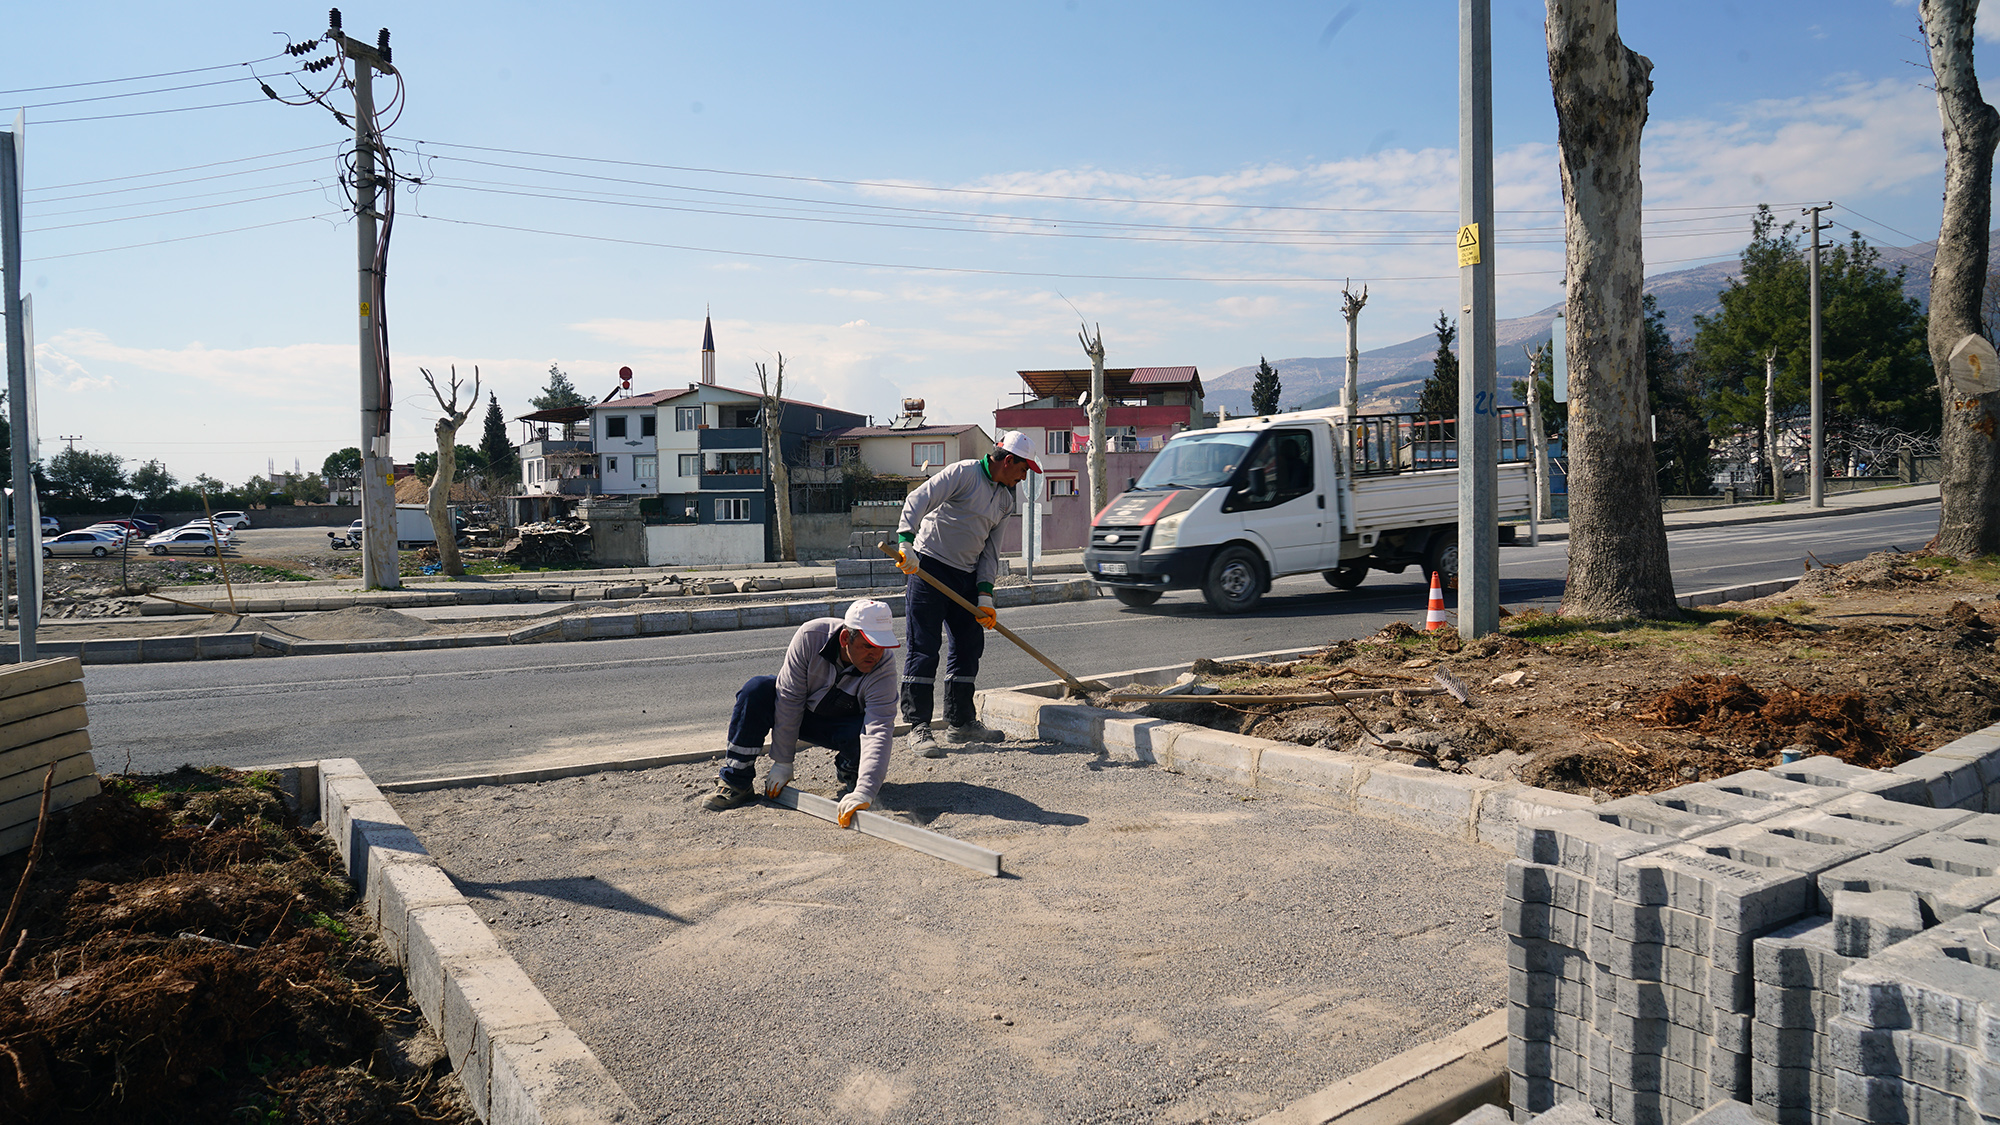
[1048,476,1079,497]
[716,497,750,521]
[1222,429,1315,513]
[606,416,628,439]
[1045,429,1069,455]
[635,456,658,481]
[641,414,657,437]
[678,454,701,477]
[606,456,619,474]
[676,406,702,431]
[821,445,837,467]
[912,441,945,468]
[716,452,761,474]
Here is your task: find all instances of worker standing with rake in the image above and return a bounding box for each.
[893,430,1039,757]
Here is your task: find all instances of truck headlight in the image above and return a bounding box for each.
[1150,512,1185,550]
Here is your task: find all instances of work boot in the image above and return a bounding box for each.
[836,766,859,799]
[700,779,756,811]
[945,721,1006,745]
[909,724,945,759]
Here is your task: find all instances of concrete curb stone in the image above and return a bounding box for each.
[308,756,639,1123]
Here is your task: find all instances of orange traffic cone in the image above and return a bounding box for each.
[1424,571,1449,631]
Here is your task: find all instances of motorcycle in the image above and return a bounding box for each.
[328,526,362,550]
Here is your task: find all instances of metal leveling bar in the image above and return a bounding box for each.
[769,787,1003,878]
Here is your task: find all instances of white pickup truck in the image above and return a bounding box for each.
[1082,406,1534,612]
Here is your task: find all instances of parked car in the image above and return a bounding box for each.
[145,528,229,556]
[5,516,62,538]
[165,521,239,544]
[78,524,134,545]
[99,517,157,536]
[208,511,252,530]
[43,530,124,558]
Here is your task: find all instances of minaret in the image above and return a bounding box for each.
[700,308,715,385]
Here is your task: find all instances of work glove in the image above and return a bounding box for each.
[895,545,920,575]
[835,791,871,827]
[763,760,794,798]
[974,594,997,631]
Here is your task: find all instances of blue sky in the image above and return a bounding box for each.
[0,1,1973,484]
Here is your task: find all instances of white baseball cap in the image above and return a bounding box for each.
[843,599,900,648]
[996,430,1042,473]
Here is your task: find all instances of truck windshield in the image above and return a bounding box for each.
[1133,431,1258,490]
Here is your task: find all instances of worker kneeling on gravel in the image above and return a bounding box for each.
[893,430,1037,758]
[702,599,900,826]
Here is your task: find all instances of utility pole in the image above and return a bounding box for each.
[57,435,80,452]
[1,115,38,660]
[330,14,402,588]
[1803,203,1830,508]
[1341,282,1368,417]
[1456,0,1498,639]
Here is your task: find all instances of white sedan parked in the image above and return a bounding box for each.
[145,528,230,556]
[42,530,125,558]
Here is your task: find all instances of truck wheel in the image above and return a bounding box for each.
[1323,564,1367,590]
[1424,528,1459,588]
[1202,546,1265,614]
[1113,587,1162,607]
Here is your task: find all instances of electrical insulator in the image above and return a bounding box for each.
[329,8,342,31]
[377,28,391,63]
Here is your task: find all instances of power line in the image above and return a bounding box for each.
[29,144,335,192]
[26,187,329,233]
[28,158,331,206]
[4,72,300,113]
[37,98,272,126]
[30,178,329,220]
[22,212,345,262]
[1829,204,1935,250]
[0,53,289,97]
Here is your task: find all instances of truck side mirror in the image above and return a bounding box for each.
[1127,477,1137,490]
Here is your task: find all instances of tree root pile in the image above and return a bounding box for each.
[0,767,472,1124]
[1634,674,1914,770]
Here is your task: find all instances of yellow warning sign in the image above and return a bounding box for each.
[1456,224,1481,268]
[360,301,372,318]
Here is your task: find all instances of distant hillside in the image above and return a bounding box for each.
[1207,229,1950,415]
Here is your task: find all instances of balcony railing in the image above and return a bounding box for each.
[697,427,763,450]
[521,439,592,459]
[701,472,765,491]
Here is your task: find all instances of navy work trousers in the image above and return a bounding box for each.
[899,551,985,728]
[718,675,863,789]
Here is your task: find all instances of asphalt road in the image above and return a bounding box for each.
[81,502,1941,782]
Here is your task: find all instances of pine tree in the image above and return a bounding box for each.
[478,392,518,484]
[1416,312,1459,416]
[530,364,590,410]
[1249,357,1281,415]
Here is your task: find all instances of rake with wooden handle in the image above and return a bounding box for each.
[877,542,1108,697]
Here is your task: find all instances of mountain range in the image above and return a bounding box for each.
[1204,230,1947,415]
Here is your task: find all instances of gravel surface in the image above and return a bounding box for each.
[390,739,1509,1124]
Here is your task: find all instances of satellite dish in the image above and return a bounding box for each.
[1948,334,2000,396]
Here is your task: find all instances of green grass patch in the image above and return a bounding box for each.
[228,563,313,583]
[307,911,352,943]
[1923,553,2000,584]
[1501,607,1735,645]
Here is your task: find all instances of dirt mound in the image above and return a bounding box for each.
[1777,549,1946,600]
[281,605,437,641]
[0,767,472,1124]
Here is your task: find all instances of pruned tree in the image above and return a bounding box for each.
[129,460,177,505]
[1920,0,2000,557]
[1342,281,1368,415]
[757,355,793,562]
[1519,342,1555,522]
[1416,312,1459,416]
[1250,357,1282,416]
[421,364,479,576]
[1079,323,1108,514]
[1547,0,1679,620]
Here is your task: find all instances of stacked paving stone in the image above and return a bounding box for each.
[0,656,100,855]
[1503,746,2000,1125]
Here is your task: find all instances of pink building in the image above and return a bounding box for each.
[993,366,1203,552]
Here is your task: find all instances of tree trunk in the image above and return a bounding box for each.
[1547,0,1679,620]
[1764,350,1784,503]
[758,357,793,561]
[1921,0,2000,557]
[1526,347,1552,522]
[428,420,463,575]
[1079,324,1109,517]
[1342,284,1368,416]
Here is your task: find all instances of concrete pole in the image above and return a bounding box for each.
[1457,0,1498,639]
[1,125,36,659]
[1805,204,1827,508]
[344,35,401,588]
[1764,349,1784,504]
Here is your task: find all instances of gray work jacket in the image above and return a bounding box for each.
[770,618,900,801]
[897,457,1015,591]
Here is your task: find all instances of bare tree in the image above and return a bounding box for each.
[1546,0,1678,620]
[1764,349,1784,503]
[757,355,793,562]
[421,365,478,576]
[1522,343,1553,523]
[1342,282,1368,416]
[1078,323,1108,514]
[1921,0,2000,556]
